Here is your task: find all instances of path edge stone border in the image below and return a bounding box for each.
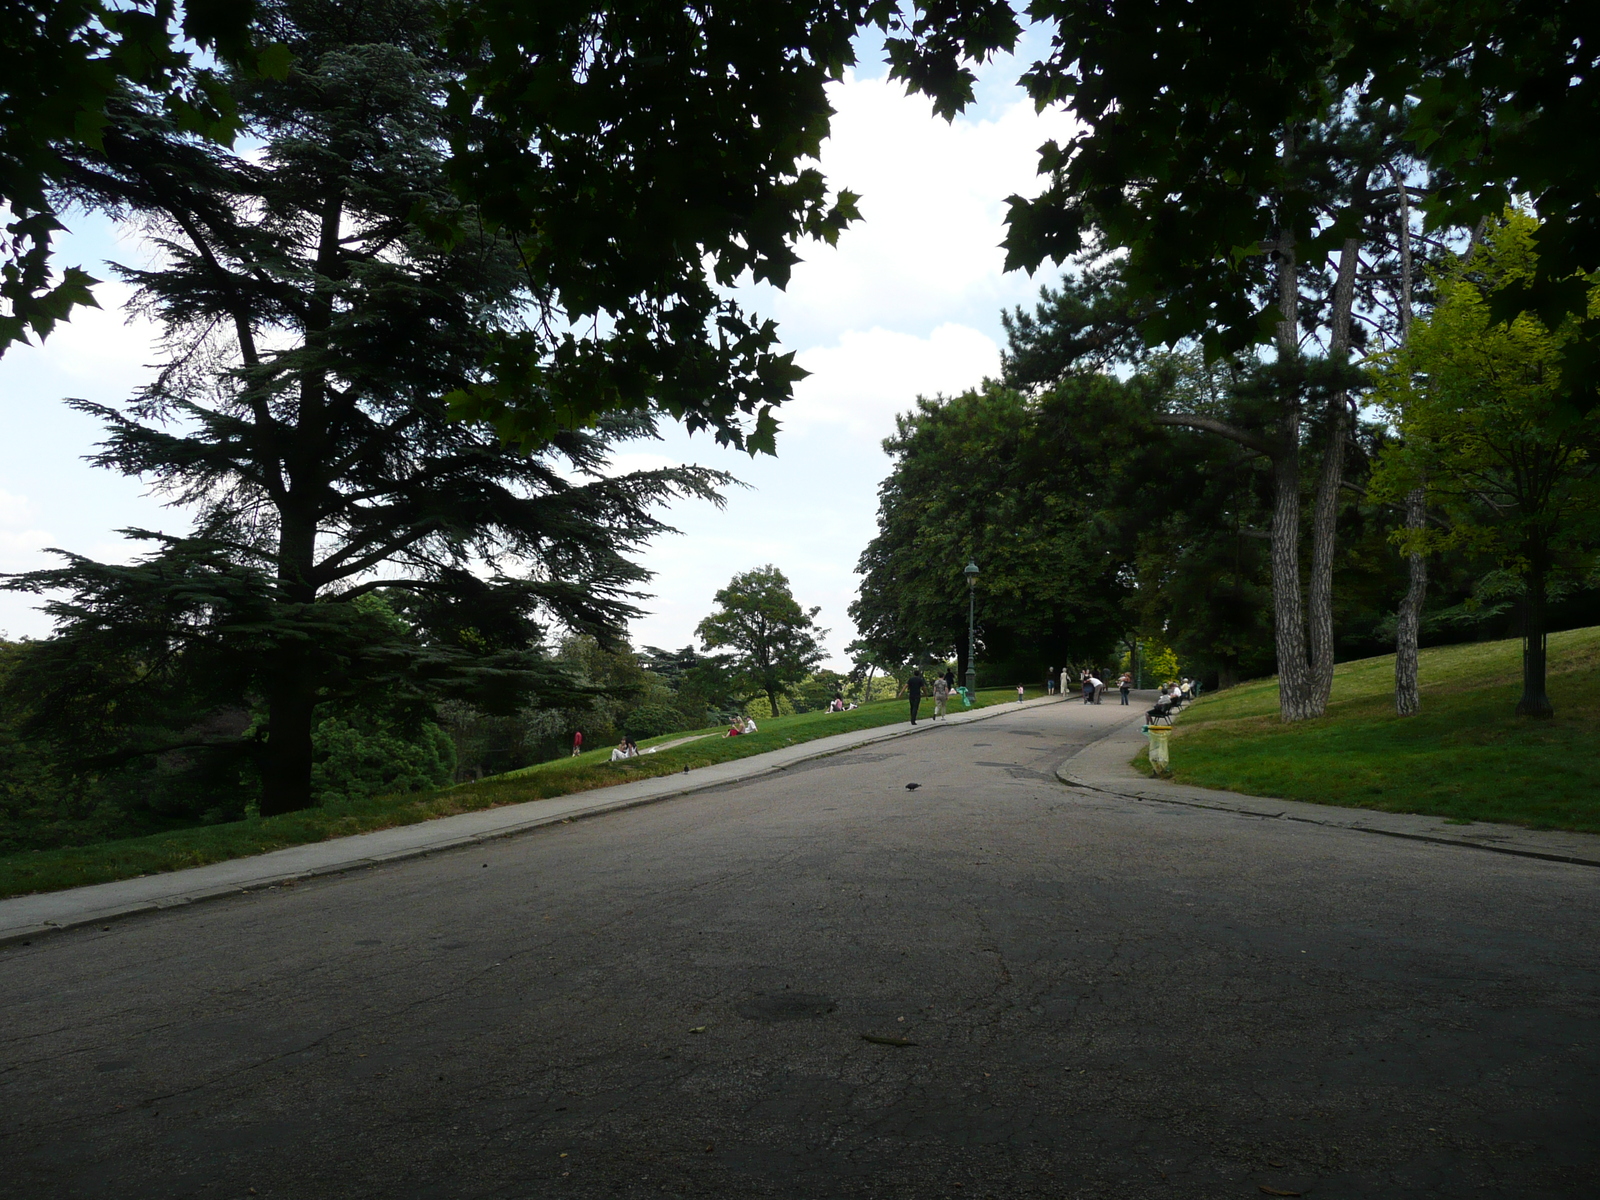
[1056,717,1600,870]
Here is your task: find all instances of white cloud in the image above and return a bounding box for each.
[783,323,1000,441]
[0,488,41,527]
[747,72,1077,348]
[31,281,162,387]
[0,488,52,579]
[627,63,1074,664]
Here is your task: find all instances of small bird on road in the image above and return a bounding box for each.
[905,783,921,791]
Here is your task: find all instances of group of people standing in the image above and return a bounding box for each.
[1075,669,1134,705]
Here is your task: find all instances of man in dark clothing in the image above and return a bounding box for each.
[908,668,925,724]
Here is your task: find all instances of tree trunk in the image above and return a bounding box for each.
[1394,486,1428,716]
[1516,561,1554,718]
[1269,444,1316,721]
[1306,406,1345,712]
[767,688,780,719]
[1306,237,1361,714]
[261,661,317,816]
[1267,134,1318,723]
[1391,170,1425,717]
[259,189,343,816]
[261,510,320,815]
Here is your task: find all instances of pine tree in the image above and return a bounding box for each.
[6,0,725,815]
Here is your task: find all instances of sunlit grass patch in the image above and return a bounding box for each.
[1165,627,1600,832]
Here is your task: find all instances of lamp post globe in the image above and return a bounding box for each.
[963,561,979,698]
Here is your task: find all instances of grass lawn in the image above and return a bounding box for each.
[1161,626,1600,833]
[0,685,1035,900]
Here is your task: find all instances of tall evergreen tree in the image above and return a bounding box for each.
[5,0,725,815]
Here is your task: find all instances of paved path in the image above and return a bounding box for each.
[2,699,1597,1198]
[0,694,1062,946]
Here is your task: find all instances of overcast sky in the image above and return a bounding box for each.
[0,35,1074,666]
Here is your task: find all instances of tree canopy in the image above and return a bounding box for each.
[4,0,725,815]
[1,0,275,353]
[851,378,1144,683]
[5,0,921,453]
[1372,211,1600,716]
[696,566,827,718]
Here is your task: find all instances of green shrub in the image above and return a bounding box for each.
[621,702,685,740]
[311,716,455,805]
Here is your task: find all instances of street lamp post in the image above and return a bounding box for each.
[963,560,979,698]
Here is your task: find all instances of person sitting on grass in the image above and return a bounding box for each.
[610,736,640,762]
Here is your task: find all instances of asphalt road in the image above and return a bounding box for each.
[3,699,1597,1199]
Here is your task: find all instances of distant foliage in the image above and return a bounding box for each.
[310,717,455,807]
[1126,639,1180,685]
[621,703,686,741]
[697,566,827,718]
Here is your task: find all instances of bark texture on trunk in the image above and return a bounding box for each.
[1391,167,1424,716]
[1266,145,1320,724]
[1394,485,1427,716]
[1305,237,1360,714]
[1269,445,1318,721]
[1306,417,1344,711]
[1516,564,1554,718]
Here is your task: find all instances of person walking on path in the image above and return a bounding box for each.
[932,674,950,720]
[1118,673,1132,705]
[908,667,925,725]
[571,729,584,757]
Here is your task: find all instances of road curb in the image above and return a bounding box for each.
[1055,717,1600,870]
[0,694,1063,948]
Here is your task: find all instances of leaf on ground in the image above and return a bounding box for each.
[860,1033,918,1047]
[688,1026,706,1034]
[1258,1188,1304,1197]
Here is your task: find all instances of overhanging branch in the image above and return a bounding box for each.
[1151,412,1280,458]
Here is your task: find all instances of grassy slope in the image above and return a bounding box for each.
[0,686,1027,900]
[1165,626,1600,832]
